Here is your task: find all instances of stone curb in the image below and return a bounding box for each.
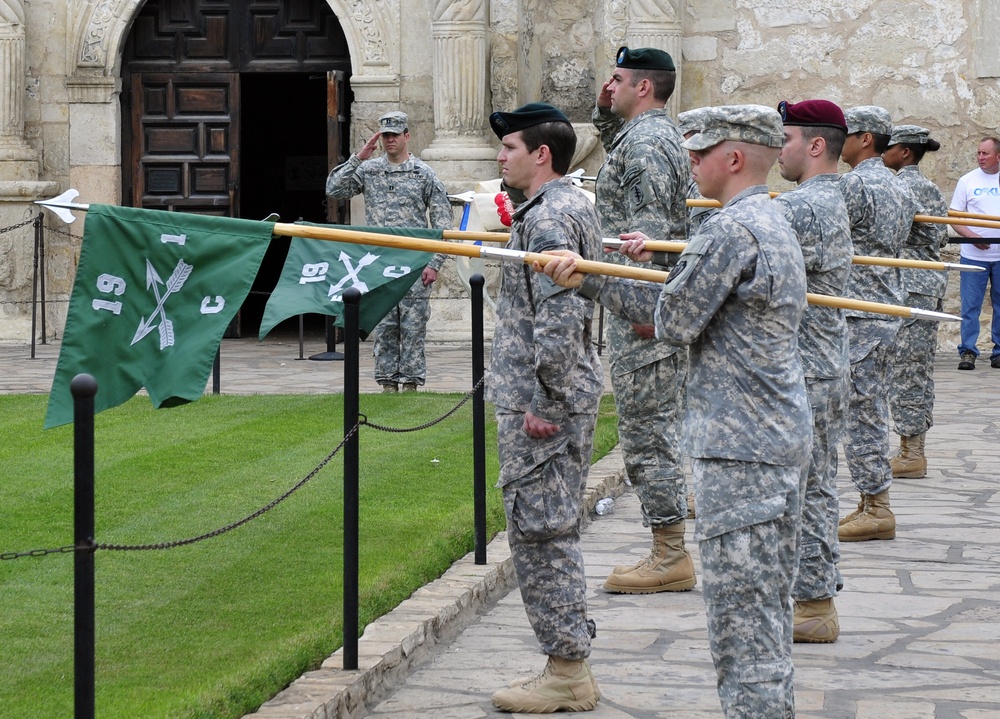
[242,447,626,719]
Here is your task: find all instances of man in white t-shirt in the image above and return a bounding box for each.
[950,137,1000,370]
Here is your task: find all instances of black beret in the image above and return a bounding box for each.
[616,46,675,72]
[490,102,571,140]
[777,99,847,133]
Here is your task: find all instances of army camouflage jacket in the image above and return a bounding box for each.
[894,165,948,299]
[593,105,690,371]
[774,173,852,380]
[580,186,811,467]
[839,156,914,315]
[485,178,604,420]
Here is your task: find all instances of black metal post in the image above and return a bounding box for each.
[309,314,344,361]
[470,275,487,564]
[30,214,41,359]
[342,288,361,670]
[296,314,305,360]
[72,374,97,719]
[39,214,47,343]
[212,346,221,394]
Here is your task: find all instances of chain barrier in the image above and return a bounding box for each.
[44,224,83,243]
[3,370,484,558]
[0,217,35,235]
[360,375,484,433]
[1,422,362,559]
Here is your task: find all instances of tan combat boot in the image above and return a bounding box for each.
[793,597,840,643]
[838,489,895,542]
[492,656,600,713]
[838,493,866,526]
[890,433,927,478]
[603,523,696,593]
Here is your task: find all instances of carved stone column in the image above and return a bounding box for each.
[422,0,497,184]
[0,2,38,181]
[627,0,684,118]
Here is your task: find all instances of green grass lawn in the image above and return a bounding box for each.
[0,392,618,719]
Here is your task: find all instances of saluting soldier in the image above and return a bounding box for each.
[539,105,811,719]
[591,46,695,595]
[325,110,451,393]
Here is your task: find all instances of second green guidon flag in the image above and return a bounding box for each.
[45,205,274,429]
[259,224,438,341]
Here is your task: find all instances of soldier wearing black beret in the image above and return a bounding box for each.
[591,45,696,601]
[486,102,605,713]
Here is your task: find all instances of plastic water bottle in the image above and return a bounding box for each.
[595,498,615,516]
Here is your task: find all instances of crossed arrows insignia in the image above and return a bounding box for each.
[131,258,193,349]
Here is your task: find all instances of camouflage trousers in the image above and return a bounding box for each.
[693,458,800,719]
[372,279,432,386]
[889,294,942,437]
[610,352,688,527]
[496,410,598,660]
[845,317,900,496]
[795,376,847,602]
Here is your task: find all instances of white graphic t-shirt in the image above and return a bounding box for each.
[950,167,1000,261]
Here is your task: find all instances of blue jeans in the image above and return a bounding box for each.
[958,256,1000,359]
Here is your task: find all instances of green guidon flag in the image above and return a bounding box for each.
[259,224,439,341]
[44,205,273,429]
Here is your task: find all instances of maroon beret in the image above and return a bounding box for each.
[777,99,847,133]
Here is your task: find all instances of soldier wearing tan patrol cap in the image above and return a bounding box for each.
[837,106,917,543]
[326,110,451,394]
[883,124,948,481]
[538,104,811,719]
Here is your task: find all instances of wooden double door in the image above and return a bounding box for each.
[121,0,352,332]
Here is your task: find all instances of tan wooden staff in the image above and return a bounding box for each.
[948,209,1000,221]
[601,238,980,272]
[446,228,980,272]
[687,196,1000,231]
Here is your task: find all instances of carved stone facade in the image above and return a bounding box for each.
[0,0,997,347]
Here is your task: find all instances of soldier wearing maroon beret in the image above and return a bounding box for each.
[774,98,852,644]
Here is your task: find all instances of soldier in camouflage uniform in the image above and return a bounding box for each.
[325,110,452,392]
[837,106,916,542]
[883,125,949,479]
[540,105,811,719]
[774,99,853,644]
[590,46,694,595]
[486,103,605,714]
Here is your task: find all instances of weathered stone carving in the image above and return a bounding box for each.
[433,0,484,22]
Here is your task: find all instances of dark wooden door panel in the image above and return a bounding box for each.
[131,73,239,214]
[124,0,234,70]
[246,0,350,70]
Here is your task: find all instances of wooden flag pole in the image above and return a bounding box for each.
[687,196,1000,231]
[948,209,1000,222]
[601,238,981,273]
